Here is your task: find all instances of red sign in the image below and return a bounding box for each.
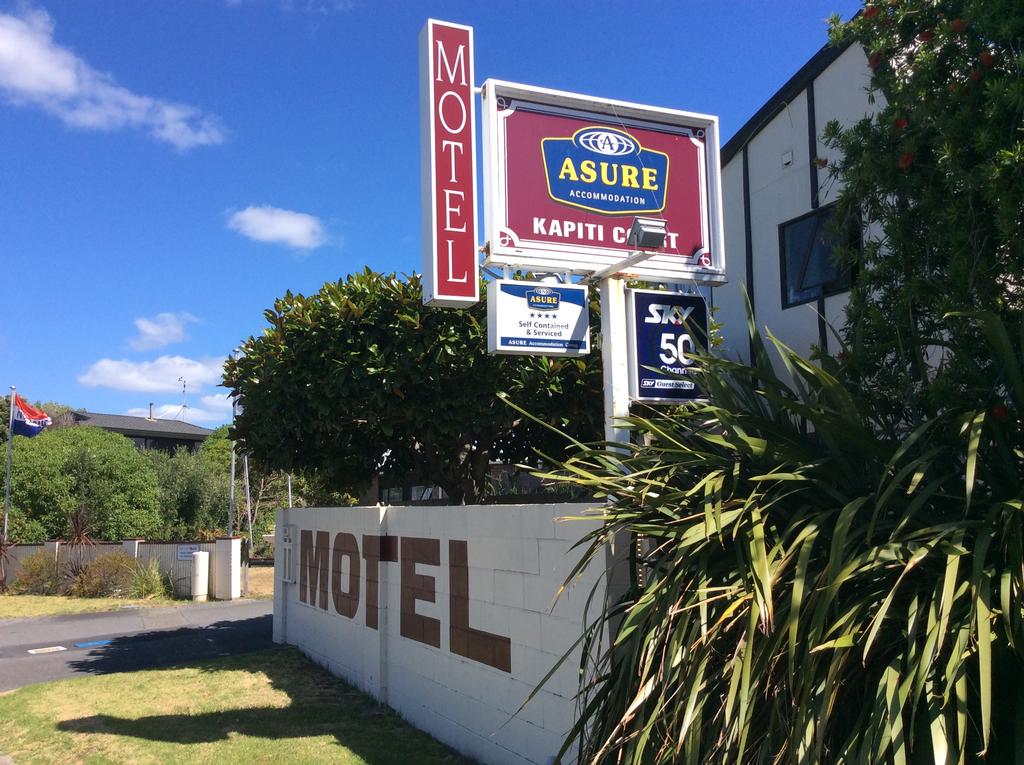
[483,82,725,284]
[419,20,479,307]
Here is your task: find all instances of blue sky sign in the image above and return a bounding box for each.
[627,289,709,403]
[541,127,669,216]
[487,280,590,356]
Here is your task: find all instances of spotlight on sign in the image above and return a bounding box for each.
[627,217,668,250]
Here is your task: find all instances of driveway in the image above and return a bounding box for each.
[0,599,273,692]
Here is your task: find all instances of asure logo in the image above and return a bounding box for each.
[526,287,560,311]
[541,126,669,216]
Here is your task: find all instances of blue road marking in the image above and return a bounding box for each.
[73,639,112,649]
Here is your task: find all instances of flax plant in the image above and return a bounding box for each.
[544,312,1024,764]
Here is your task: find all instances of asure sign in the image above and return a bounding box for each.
[487,280,590,355]
[627,289,709,404]
[482,80,726,284]
[419,20,479,307]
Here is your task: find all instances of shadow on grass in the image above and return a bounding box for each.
[56,645,470,764]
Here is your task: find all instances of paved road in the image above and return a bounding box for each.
[0,599,273,692]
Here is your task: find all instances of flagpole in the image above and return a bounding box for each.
[3,386,16,546]
[228,442,236,536]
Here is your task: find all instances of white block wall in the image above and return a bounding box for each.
[274,503,608,765]
[715,44,882,370]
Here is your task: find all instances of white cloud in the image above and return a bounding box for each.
[0,8,225,150]
[129,311,198,351]
[78,355,226,393]
[227,205,326,250]
[125,402,226,425]
[199,392,234,413]
[227,1,357,12]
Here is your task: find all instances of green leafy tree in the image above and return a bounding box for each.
[197,424,233,473]
[189,425,351,538]
[286,470,358,508]
[544,3,1024,760]
[147,447,229,539]
[223,269,602,504]
[823,0,1024,432]
[8,426,160,541]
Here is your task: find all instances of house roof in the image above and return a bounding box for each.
[721,37,855,167]
[73,411,214,441]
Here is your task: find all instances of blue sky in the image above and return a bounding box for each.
[0,0,860,426]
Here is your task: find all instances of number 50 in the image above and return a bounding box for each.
[659,333,695,366]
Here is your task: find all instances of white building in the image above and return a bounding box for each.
[713,39,882,367]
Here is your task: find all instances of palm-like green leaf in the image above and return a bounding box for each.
[542,311,1024,764]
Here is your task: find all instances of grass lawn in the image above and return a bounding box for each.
[0,594,173,620]
[0,647,471,765]
[2,564,275,618]
[246,565,274,599]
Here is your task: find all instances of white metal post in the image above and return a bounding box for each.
[242,453,253,597]
[598,280,637,629]
[599,277,631,451]
[3,386,15,545]
[242,454,254,548]
[227,443,236,536]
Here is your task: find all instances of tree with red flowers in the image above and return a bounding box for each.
[824,1,1023,435]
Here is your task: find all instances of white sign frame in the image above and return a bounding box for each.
[487,279,590,356]
[481,79,726,285]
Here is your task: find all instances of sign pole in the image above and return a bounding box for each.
[598,280,639,619]
[599,278,631,451]
[3,386,15,546]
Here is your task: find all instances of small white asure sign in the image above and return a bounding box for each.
[487,279,590,355]
[177,544,200,561]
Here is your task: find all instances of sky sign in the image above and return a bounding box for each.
[419,20,479,307]
[482,81,725,285]
[626,289,709,404]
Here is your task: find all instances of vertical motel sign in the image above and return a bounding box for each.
[420,20,479,307]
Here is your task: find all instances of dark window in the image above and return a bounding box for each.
[779,205,858,308]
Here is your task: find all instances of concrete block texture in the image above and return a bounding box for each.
[275,502,610,765]
[214,537,241,600]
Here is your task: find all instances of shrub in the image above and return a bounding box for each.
[148,446,228,539]
[9,426,161,541]
[67,552,136,598]
[130,558,170,599]
[543,312,1024,764]
[11,550,61,595]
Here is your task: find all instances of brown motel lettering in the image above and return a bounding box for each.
[299,530,512,672]
[401,537,441,648]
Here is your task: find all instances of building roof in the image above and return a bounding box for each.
[73,411,214,441]
[721,37,855,167]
